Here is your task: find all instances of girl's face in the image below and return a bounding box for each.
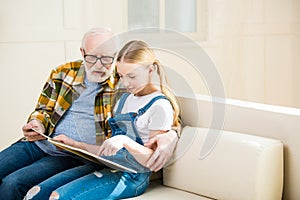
[117,62,154,95]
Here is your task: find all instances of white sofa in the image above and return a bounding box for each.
[128,92,300,200]
[130,126,283,200]
[177,94,300,200]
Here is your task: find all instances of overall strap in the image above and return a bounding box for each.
[137,95,169,116]
[115,93,130,114]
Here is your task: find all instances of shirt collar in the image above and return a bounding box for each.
[72,62,85,85]
[101,67,119,90]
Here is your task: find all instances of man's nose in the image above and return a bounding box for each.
[93,60,105,68]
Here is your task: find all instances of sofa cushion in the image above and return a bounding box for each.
[128,180,212,200]
[163,126,283,200]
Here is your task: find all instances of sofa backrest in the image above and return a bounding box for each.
[163,126,283,200]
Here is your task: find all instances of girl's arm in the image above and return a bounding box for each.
[53,134,101,155]
[53,134,134,156]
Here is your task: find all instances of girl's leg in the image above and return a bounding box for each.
[25,164,99,200]
[50,169,150,200]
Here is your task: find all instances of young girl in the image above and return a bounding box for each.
[48,40,180,199]
[98,40,180,171]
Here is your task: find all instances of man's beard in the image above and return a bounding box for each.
[84,64,111,83]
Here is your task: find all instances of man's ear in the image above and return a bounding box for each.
[80,48,85,57]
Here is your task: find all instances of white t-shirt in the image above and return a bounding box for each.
[114,91,174,143]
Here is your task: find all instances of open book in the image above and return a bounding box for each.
[31,128,137,173]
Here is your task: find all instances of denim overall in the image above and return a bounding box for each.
[104,92,168,174]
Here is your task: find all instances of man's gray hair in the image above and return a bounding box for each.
[81,27,119,52]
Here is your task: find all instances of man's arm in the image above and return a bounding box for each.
[144,129,179,172]
[27,69,58,135]
[26,62,81,136]
[21,68,59,141]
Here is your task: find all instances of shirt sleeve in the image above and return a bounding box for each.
[148,99,174,131]
[27,68,57,133]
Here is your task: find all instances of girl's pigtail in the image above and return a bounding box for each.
[154,60,180,127]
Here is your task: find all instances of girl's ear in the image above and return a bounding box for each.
[148,64,156,76]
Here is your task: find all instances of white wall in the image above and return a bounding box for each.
[0,0,299,150]
[205,0,300,107]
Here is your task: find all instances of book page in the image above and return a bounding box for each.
[31,128,137,173]
[31,127,52,140]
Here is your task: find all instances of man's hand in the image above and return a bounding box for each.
[22,120,46,141]
[144,130,179,172]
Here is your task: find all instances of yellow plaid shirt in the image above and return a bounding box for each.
[28,60,121,143]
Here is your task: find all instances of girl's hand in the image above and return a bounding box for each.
[53,134,76,147]
[98,135,132,156]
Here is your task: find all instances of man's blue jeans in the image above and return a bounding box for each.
[0,140,83,200]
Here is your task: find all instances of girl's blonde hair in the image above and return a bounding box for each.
[117,40,180,127]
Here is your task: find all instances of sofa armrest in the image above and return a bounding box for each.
[163,126,284,200]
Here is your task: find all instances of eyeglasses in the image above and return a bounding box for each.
[83,49,114,65]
